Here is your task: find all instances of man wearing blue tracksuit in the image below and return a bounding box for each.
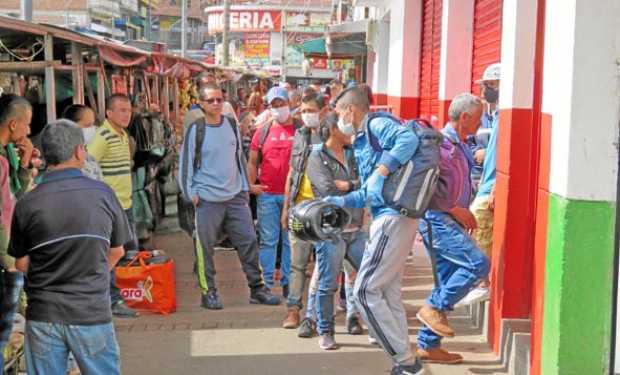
[416,93,491,364]
[325,87,425,375]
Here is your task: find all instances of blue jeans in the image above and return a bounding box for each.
[25,320,120,375]
[417,210,490,350]
[257,193,290,289]
[0,270,23,370]
[305,261,359,321]
[315,230,366,334]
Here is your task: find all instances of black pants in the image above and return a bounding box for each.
[110,209,139,305]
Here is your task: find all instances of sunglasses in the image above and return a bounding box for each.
[202,98,223,104]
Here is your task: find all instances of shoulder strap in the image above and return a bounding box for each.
[193,117,206,172]
[256,122,272,167]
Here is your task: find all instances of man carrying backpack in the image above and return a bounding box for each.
[324,87,426,375]
[416,93,491,364]
[247,87,299,296]
[178,83,280,310]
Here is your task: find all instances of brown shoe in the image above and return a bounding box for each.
[282,307,300,329]
[416,347,463,364]
[416,304,455,337]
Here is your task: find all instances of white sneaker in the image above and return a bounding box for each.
[368,336,379,346]
[454,287,490,308]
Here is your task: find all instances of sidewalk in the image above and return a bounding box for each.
[115,228,505,375]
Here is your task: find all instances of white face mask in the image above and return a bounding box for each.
[272,106,291,124]
[301,113,320,129]
[337,113,355,136]
[82,126,96,144]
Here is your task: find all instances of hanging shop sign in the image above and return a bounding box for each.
[286,12,331,33]
[207,10,282,34]
[243,32,270,67]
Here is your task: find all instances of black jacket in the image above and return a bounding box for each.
[306,144,363,227]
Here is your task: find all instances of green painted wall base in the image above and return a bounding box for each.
[542,194,616,375]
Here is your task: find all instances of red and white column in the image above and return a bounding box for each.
[436,0,474,126]
[370,18,390,105]
[487,0,540,359]
[386,0,423,118]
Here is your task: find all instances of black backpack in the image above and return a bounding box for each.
[177,115,242,235]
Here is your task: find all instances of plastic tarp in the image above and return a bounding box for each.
[98,45,148,68]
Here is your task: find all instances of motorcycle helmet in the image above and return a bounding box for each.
[289,199,351,242]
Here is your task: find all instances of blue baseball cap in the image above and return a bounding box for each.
[267,86,289,104]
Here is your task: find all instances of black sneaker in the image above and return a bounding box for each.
[297,318,317,338]
[249,286,281,305]
[390,359,425,375]
[346,315,363,335]
[201,290,224,310]
[112,300,139,318]
[282,284,290,299]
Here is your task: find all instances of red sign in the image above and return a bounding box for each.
[207,10,282,33]
[311,58,328,70]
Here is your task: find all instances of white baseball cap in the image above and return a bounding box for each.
[476,63,501,83]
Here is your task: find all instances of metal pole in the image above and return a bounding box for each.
[181,0,187,57]
[280,10,286,81]
[20,0,33,22]
[44,34,56,121]
[146,4,152,41]
[222,0,231,66]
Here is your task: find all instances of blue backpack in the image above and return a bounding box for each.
[364,112,443,218]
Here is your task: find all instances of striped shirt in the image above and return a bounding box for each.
[88,120,133,209]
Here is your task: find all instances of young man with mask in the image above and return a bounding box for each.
[88,94,138,318]
[305,113,365,350]
[460,64,501,306]
[0,94,36,371]
[179,83,280,309]
[416,93,491,364]
[324,87,425,375]
[62,104,102,181]
[248,87,297,297]
[279,93,327,330]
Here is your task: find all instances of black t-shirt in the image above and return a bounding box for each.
[9,168,130,325]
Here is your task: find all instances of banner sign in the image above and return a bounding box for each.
[244,33,270,66]
[207,10,282,33]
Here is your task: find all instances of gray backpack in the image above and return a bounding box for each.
[365,113,443,218]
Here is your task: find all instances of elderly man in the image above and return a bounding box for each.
[416,93,491,364]
[9,120,129,375]
[0,94,36,371]
[178,83,280,310]
[324,87,425,375]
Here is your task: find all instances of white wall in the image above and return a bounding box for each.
[542,0,620,202]
[386,0,422,99]
[438,0,474,100]
[498,0,537,110]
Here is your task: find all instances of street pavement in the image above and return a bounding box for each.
[115,222,507,375]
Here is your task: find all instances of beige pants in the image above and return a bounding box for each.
[470,195,494,258]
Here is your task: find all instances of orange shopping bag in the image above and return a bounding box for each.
[115,252,177,314]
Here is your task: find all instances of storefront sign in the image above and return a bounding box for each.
[286,12,331,33]
[244,33,270,66]
[286,33,322,67]
[208,10,282,33]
